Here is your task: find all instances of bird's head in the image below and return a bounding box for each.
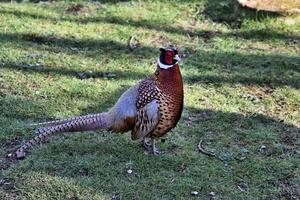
[158,46,181,69]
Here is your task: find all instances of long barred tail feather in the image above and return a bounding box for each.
[29,113,104,127]
[16,112,109,159]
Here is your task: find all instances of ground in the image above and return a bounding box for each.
[0,0,299,199]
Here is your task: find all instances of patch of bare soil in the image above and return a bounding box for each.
[238,0,300,13]
[65,4,84,14]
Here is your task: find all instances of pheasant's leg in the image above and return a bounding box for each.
[143,138,152,151]
[151,139,161,155]
[143,138,161,155]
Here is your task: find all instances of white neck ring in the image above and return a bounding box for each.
[157,58,178,69]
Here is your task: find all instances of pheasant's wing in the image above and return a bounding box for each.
[131,100,160,140]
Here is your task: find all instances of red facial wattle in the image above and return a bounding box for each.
[164,51,175,64]
[159,47,179,67]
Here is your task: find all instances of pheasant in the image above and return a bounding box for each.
[16,46,184,158]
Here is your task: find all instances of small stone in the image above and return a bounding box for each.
[237,185,246,192]
[111,193,121,200]
[209,192,216,196]
[237,182,247,192]
[71,47,79,51]
[35,61,44,66]
[7,153,12,158]
[16,150,26,159]
[191,191,199,196]
[126,169,133,174]
[260,145,266,150]
[239,156,247,161]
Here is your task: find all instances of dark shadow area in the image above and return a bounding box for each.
[0,32,156,59]
[1,61,147,81]
[183,49,300,89]
[60,105,300,154]
[1,9,299,42]
[72,15,300,41]
[203,0,280,28]
[186,73,300,89]
[1,31,299,89]
[183,107,300,144]
[9,106,299,199]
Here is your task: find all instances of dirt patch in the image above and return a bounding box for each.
[238,0,300,13]
[65,4,84,14]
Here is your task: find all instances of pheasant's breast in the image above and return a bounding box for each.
[150,91,183,138]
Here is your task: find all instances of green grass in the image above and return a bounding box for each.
[0,0,299,199]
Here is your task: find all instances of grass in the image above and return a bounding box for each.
[0,0,299,199]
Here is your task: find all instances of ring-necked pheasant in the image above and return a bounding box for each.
[16,46,184,158]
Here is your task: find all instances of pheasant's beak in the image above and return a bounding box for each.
[174,54,181,62]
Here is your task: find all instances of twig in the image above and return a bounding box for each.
[197,139,216,157]
[127,36,138,51]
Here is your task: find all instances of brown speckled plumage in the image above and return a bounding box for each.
[133,64,183,140]
[15,47,183,158]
